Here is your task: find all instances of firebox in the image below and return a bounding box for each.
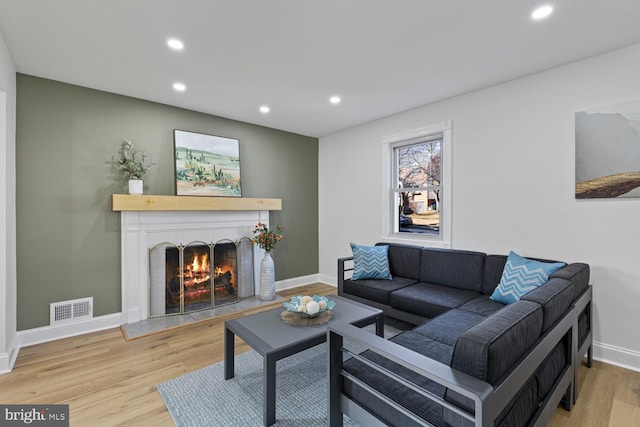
[148,238,254,317]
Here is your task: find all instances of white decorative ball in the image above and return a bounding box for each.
[306,300,320,315]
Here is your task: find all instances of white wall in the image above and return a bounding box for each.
[0,29,16,373]
[319,43,640,371]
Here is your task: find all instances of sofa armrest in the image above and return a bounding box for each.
[328,322,495,427]
[337,256,354,295]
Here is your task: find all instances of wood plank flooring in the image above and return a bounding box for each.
[1,283,638,426]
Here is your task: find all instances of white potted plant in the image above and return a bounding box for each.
[112,140,153,194]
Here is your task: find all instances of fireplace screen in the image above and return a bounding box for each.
[149,238,254,317]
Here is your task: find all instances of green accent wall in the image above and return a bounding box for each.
[16,74,318,330]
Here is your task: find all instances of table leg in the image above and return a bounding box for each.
[263,353,276,426]
[375,314,384,337]
[224,325,235,380]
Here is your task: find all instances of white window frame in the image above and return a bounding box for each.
[382,120,452,247]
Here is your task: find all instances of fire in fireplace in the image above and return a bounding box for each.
[149,238,254,317]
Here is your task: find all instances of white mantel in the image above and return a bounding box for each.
[113,195,282,324]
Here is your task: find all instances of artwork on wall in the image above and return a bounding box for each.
[575,100,640,199]
[174,129,242,197]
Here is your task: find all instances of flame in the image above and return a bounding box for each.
[182,251,211,288]
[191,252,208,272]
[171,248,237,293]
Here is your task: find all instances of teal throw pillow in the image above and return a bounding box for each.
[490,251,565,304]
[350,243,392,280]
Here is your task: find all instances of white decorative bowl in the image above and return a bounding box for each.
[282,295,336,318]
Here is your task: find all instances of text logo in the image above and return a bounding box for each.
[0,405,68,426]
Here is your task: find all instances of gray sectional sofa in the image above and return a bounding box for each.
[329,243,592,427]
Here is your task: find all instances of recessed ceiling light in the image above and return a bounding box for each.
[329,95,341,105]
[531,5,553,20]
[259,105,270,114]
[167,38,184,50]
[173,82,186,92]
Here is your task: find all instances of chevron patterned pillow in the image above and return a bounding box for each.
[350,243,392,280]
[490,251,565,304]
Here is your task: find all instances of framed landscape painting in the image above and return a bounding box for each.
[174,129,242,197]
[575,99,640,199]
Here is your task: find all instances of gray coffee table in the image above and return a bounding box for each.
[224,294,383,426]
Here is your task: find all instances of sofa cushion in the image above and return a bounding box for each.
[390,330,455,364]
[443,376,538,427]
[490,251,566,304]
[377,242,422,280]
[419,248,486,292]
[496,376,539,427]
[412,309,487,346]
[342,334,452,426]
[458,295,505,317]
[550,262,590,300]
[445,304,543,425]
[342,375,444,427]
[520,277,573,332]
[578,309,590,347]
[451,300,543,385]
[390,282,479,318]
[343,277,416,305]
[350,243,392,280]
[482,254,508,295]
[536,340,567,401]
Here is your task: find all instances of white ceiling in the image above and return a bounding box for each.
[1,1,640,138]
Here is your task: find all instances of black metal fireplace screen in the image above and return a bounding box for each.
[148,238,254,317]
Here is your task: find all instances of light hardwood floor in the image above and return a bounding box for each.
[1,284,638,426]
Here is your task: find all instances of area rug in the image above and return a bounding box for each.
[156,321,409,426]
[157,344,359,426]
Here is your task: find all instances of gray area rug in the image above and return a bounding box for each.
[157,344,358,426]
[157,321,409,426]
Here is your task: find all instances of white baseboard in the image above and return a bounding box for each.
[0,335,20,374]
[593,341,640,373]
[316,273,336,286]
[275,274,335,291]
[12,275,335,355]
[18,313,123,349]
[0,354,8,374]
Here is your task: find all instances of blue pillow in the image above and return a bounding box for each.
[350,243,392,280]
[490,251,565,304]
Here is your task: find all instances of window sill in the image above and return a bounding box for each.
[382,235,450,248]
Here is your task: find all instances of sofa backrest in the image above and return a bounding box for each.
[420,248,486,292]
[370,245,589,311]
[482,254,508,295]
[451,300,543,385]
[520,277,574,332]
[550,263,590,300]
[375,242,422,280]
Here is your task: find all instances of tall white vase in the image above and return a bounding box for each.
[259,251,276,301]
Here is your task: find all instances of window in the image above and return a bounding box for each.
[383,121,451,245]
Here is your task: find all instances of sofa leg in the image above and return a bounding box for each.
[586,345,593,368]
[563,383,573,411]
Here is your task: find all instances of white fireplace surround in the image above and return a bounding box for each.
[120,210,267,324]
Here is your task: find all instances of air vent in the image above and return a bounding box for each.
[50,297,93,325]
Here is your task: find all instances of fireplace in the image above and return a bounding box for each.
[117,206,272,324]
[149,238,254,317]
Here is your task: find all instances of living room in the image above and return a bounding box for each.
[1,2,640,426]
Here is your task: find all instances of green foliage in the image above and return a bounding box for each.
[251,222,285,252]
[111,140,153,180]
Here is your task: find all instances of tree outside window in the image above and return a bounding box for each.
[394,138,442,235]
